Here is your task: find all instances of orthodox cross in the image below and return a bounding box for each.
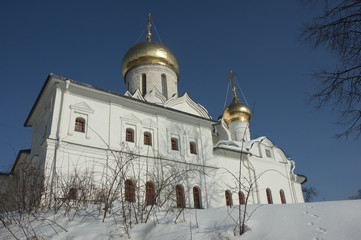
[227,70,238,97]
[146,13,153,42]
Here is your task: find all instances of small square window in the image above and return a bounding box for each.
[171,138,178,151]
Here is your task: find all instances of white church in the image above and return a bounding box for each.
[1,16,306,209]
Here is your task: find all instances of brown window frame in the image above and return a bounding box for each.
[225,190,232,206]
[144,132,152,146]
[193,186,201,209]
[280,189,286,204]
[75,117,85,133]
[171,138,178,151]
[190,141,197,154]
[125,179,135,202]
[176,184,185,208]
[126,128,134,142]
[145,181,155,206]
[238,191,245,205]
[266,188,273,204]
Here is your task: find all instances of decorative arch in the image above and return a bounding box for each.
[193,186,201,209]
[176,184,185,208]
[238,191,245,205]
[225,190,233,206]
[279,189,286,204]
[125,179,135,202]
[266,188,273,204]
[75,117,85,133]
[145,181,155,205]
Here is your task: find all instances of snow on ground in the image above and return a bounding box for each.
[1,200,360,239]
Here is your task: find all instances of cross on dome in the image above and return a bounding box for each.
[146,13,153,42]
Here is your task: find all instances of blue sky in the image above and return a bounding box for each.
[0,0,360,201]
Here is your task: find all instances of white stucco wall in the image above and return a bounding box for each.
[23,75,304,209]
[125,64,178,100]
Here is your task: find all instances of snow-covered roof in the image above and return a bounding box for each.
[213,136,267,153]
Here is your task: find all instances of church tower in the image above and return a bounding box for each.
[222,71,252,141]
[121,14,179,102]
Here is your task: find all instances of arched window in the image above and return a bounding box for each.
[193,186,201,209]
[75,117,85,132]
[125,180,135,202]
[126,128,134,142]
[279,189,286,204]
[144,132,152,146]
[161,74,167,98]
[145,181,155,205]
[142,73,147,96]
[225,190,233,206]
[266,188,273,204]
[190,142,197,154]
[171,138,178,151]
[238,191,245,205]
[176,184,185,208]
[68,188,77,200]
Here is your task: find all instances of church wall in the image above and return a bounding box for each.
[210,147,304,206]
[35,80,216,208]
[23,76,304,209]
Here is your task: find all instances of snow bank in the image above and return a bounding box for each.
[1,200,360,239]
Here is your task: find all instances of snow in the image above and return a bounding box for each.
[1,200,361,239]
[214,137,267,153]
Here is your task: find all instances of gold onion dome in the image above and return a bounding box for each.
[223,89,252,124]
[121,41,179,80]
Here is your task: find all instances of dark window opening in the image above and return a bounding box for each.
[75,117,85,133]
[238,191,245,205]
[68,188,77,200]
[125,180,135,202]
[176,185,185,208]
[144,132,152,146]
[225,190,233,206]
[171,138,178,151]
[126,128,134,142]
[142,74,147,96]
[193,186,201,209]
[190,142,197,154]
[266,188,273,204]
[161,74,167,98]
[146,181,155,205]
[280,189,286,204]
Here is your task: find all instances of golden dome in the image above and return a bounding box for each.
[223,95,252,124]
[121,41,179,79]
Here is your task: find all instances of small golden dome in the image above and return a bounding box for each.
[121,41,179,79]
[223,95,252,124]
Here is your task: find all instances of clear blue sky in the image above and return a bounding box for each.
[0,0,360,201]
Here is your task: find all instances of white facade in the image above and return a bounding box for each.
[2,39,305,209]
